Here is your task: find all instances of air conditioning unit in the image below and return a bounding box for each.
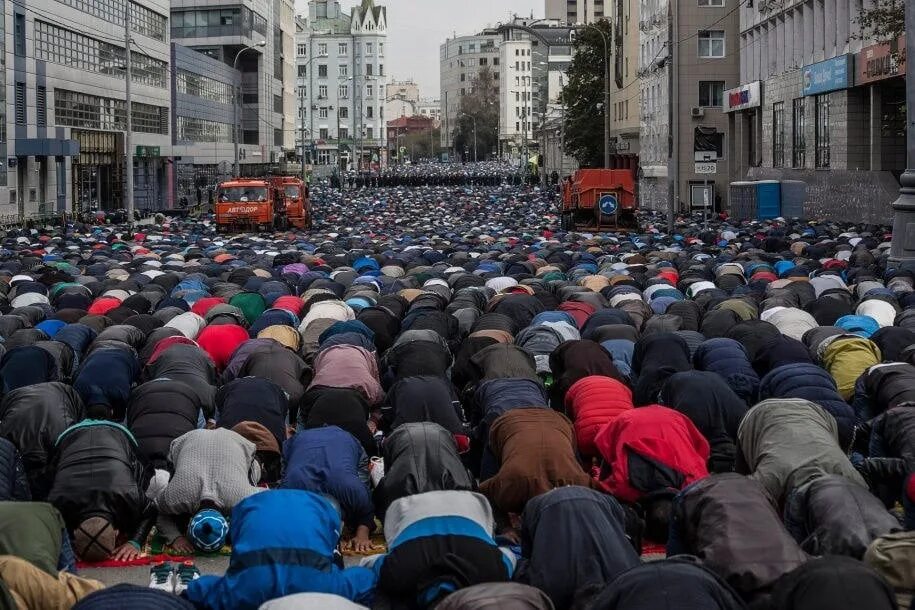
[691,107,705,118]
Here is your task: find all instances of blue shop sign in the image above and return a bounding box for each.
[803,55,854,95]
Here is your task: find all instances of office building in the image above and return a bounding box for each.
[295,0,388,171]
[171,0,296,174]
[638,0,740,213]
[545,0,607,24]
[3,0,171,216]
[439,32,501,151]
[730,1,905,223]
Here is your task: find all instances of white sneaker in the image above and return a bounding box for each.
[148,562,174,592]
[174,561,200,595]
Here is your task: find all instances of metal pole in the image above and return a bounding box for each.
[890,2,915,262]
[300,85,306,180]
[473,116,477,163]
[601,29,610,169]
[232,43,264,178]
[124,11,134,223]
[667,2,679,232]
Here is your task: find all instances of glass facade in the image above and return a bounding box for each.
[177,70,234,105]
[54,89,169,134]
[35,21,167,88]
[171,7,268,40]
[176,116,232,143]
[55,0,166,41]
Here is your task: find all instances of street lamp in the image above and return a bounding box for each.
[233,41,267,177]
[460,113,477,162]
[581,22,610,170]
[298,52,328,180]
[890,3,915,263]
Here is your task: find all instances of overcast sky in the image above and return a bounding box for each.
[296,0,543,98]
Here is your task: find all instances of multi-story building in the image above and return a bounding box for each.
[546,0,607,24]
[171,0,295,175]
[2,0,171,216]
[608,0,639,171]
[439,32,501,151]
[638,0,740,213]
[730,1,905,223]
[170,44,241,207]
[384,79,420,119]
[295,0,388,171]
[499,37,533,159]
[416,99,441,127]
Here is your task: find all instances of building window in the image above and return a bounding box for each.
[479,58,487,66]
[494,57,499,65]
[298,65,307,77]
[338,42,348,55]
[379,64,384,76]
[366,84,374,98]
[54,88,168,134]
[366,42,374,55]
[698,30,725,58]
[297,44,307,57]
[36,86,47,127]
[35,20,167,88]
[319,107,328,118]
[698,81,724,108]
[317,43,327,56]
[177,70,234,105]
[339,106,348,119]
[460,73,466,82]
[318,85,327,98]
[379,43,384,55]
[298,86,306,98]
[171,7,265,39]
[176,116,232,142]
[698,0,724,5]
[15,82,25,125]
[339,84,349,98]
[366,64,373,76]
[366,126,373,139]
[815,94,830,168]
[792,98,806,168]
[319,128,328,139]
[772,102,785,168]
[340,127,349,139]
[14,13,25,56]
[318,64,327,78]
[339,65,348,78]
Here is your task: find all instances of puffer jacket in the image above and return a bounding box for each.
[48,421,155,544]
[144,343,218,418]
[126,379,202,469]
[693,338,760,404]
[564,376,634,459]
[0,438,30,501]
[758,363,855,451]
[0,382,84,500]
[72,346,140,420]
[374,423,474,518]
[865,363,915,416]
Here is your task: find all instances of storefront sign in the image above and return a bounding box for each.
[856,37,906,85]
[724,81,761,112]
[135,146,161,158]
[803,55,853,95]
[695,162,717,174]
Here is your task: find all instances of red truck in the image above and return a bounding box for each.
[560,169,638,231]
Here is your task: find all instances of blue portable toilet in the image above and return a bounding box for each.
[756,180,782,220]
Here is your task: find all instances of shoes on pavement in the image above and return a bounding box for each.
[148,561,174,592]
[174,560,200,595]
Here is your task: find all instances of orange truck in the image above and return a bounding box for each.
[559,169,638,231]
[215,176,311,232]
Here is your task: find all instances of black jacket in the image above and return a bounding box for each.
[232,341,307,423]
[298,385,376,457]
[144,344,217,418]
[0,438,30,501]
[0,382,84,500]
[48,421,155,545]
[382,375,465,434]
[216,377,289,451]
[374,423,473,518]
[126,379,202,469]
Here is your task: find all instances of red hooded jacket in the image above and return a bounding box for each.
[593,405,710,504]
[564,375,634,458]
[196,324,250,372]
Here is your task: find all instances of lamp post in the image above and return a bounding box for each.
[233,41,267,178]
[461,113,477,162]
[298,52,327,181]
[582,22,610,170]
[124,11,133,223]
[890,3,915,262]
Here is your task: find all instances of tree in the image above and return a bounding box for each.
[559,19,611,168]
[452,67,499,161]
[399,127,441,161]
[857,0,905,43]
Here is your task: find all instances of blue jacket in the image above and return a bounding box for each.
[73,346,140,419]
[281,427,374,531]
[759,363,855,449]
[693,338,760,404]
[186,490,376,610]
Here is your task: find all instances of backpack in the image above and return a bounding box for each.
[865,531,915,609]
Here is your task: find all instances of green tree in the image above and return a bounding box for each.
[453,67,499,161]
[559,19,611,168]
[857,0,905,42]
[396,126,441,161]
